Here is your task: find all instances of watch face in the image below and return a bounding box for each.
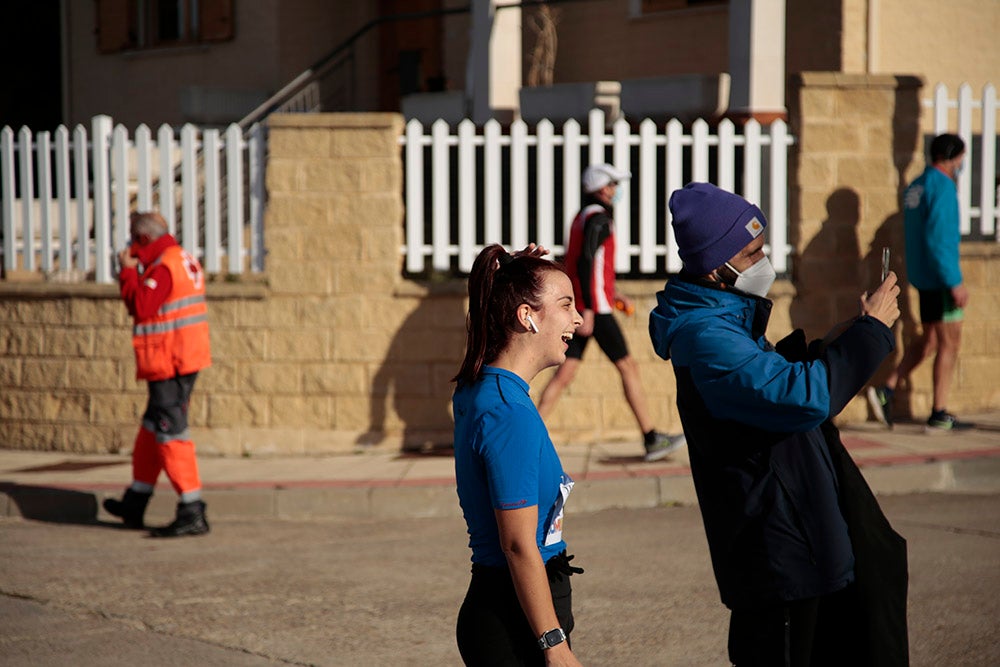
[543,629,565,646]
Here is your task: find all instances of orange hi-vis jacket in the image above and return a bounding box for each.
[131,245,211,381]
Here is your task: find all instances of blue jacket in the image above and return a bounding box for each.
[648,277,894,610]
[903,166,963,290]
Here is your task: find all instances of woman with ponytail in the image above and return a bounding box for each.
[453,244,585,666]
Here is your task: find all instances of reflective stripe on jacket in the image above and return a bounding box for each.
[132,245,211,381]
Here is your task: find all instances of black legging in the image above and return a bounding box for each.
[728,583,864,666]
[456,553,578,666]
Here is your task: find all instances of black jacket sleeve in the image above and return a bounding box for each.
[820,316,895,417]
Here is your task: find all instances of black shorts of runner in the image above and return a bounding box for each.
[918,288,963,324]
[566,313,629,362]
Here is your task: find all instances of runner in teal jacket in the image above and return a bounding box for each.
[903,164,963,290]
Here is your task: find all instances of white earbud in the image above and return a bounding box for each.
[526,314,539,333]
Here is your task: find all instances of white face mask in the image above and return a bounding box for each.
[724,257,776,298]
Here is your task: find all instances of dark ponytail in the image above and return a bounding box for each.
[453,244,565,385]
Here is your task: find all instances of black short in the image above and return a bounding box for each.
[456,555,575,666]
[917,288,963,324]
[566,313,629,362]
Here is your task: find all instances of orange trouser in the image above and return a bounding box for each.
[132,426,202,495]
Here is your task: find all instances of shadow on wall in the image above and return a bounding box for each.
[359,293,466,454]
[864,209,918,421]
[865,93,920,420]
[790,187,864,337]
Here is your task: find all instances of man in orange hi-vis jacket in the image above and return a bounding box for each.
[103,211,212,537]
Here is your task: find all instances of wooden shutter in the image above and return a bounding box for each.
[96,0,134,53]
[199,0,234,42]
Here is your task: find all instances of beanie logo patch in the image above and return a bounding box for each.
[745,217,764,238]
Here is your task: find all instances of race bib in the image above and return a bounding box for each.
[544,474,574,546]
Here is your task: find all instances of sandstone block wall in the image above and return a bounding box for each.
[790,73,1000,421]
[2,99,998,457]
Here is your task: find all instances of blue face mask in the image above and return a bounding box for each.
[611,187,623,205]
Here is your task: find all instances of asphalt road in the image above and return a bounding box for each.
[1,492,998,666]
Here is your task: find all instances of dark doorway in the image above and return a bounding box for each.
[378,0,445,112]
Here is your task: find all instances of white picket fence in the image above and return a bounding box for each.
[924,82,1000,237]
[0,115,266,283]
[401,109,794,275]
[4,83,993,286]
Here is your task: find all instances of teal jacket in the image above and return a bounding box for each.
[903,166,963,290]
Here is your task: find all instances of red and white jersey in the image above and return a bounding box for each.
[563,203,616,314]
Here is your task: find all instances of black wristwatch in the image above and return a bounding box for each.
[538,627,567,650]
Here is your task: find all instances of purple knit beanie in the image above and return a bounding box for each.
[669,182,768,275]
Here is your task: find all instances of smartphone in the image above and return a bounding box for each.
[881,247,890,282]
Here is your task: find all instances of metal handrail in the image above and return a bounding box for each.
[237,5,473,130]
[235,0,592,129]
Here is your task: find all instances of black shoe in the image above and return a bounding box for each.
[926,410,974,432]
[643,431,686,462]
[103,489,151,529]
[866,386,894,428]
[149,500,210,538]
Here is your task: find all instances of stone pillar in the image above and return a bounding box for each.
[788,73,924,420]
[257,113,407,452]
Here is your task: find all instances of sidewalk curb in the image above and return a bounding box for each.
[3,455,999,524]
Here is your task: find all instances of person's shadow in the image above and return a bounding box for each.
[790,188,922,423]
[863,211,918,421]
[358,292,466,456]
[790,188,865,338]
[0,481,100,524]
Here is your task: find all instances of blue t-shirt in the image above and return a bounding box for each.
[453,366,570,567]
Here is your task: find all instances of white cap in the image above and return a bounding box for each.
[582,163,631,193]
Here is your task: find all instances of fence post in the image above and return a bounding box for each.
[957,83,973,235]
[37,131,54,272]
[73,124,89,274]
[92,115,113,283]
[612,116,631,272]
[136,124,153,213]
[158,124,176,235]
[980,84,997,237]
[769,120,790,273]
[536,119,555,253]
[111,123,130,257]
[1,127,14,273]
[457,119,477,273]
[248,122,265,272]
[203,128,221,273]
[225,124,245,274]
[404,118,424,273]
[180,124,199,258]
[484,119,502,245]
[54,126,70,272]
[431,119,450,270]
[17,127,35,272]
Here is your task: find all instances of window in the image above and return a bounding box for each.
[96,0,233,53]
